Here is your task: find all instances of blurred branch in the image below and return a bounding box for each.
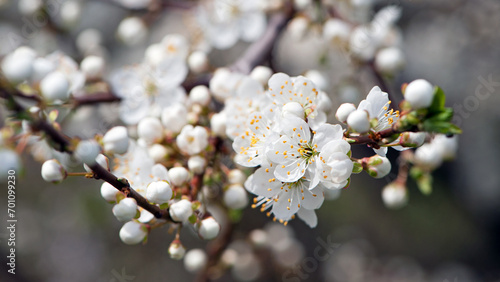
[72,91,122,107]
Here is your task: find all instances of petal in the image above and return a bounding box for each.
[272,189,300,220]
[274,159,307,182]
[373,147,388,157]
[268,73,293,104]
[239,11,266,42]
[297,208,318,228]
[313,123,343,150]
[152,164,169,181]
[292,76,318,106]
[301,186,324,210]
[244,166,281,198]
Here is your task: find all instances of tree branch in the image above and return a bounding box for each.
[0,87,175,223]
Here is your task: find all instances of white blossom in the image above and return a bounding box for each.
[102,126,129,155]
[176,125,209,155]
[119,221,148,245]
[146,181,173,205]
[169,199,193,222]
[198,217,221,240]
[404,79,435,110]
[41,159,66,183]
[113,198,138,222]
[184,249,207,273]
[169,240,186,260]
[223,184,248,209]
[168,167,190,186]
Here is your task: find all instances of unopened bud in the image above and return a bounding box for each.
[41,159,67,183]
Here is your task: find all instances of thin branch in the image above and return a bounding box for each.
[73,92,122,107]
[346,125,417,146]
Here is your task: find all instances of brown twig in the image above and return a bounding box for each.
[0,88,175,223]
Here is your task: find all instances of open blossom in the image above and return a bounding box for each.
[176,125,209,155]
[197,0,266,50]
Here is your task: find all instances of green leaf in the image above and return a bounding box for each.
[188,214,198,224]
[228,209,243,223]
[352,162,363,174]
[428,87,446,114]
[428,108,454,122]
[159,203,169,210]
[416,173,433,195]
[423,120,462,135]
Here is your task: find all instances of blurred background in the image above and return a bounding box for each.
[1,0,500,281]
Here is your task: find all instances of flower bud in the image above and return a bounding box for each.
[375,47,405,75]
[168,167,190,186]
[138,117,163,145]
[103,126,129,155]
[288,16,309,40]
[116,17,147,46]
[210,112,227,138]
[148,144,168,163]
[223,184,248,210]
[382,182,408,209]
[119,221,147,245]
[101,182,121,203]
[188,156,206,174]
[188,51,209,73]
[84,153,109,172]
[184,249,207,273]
[323,18,351,43]
[0,149,21,181]
[75,139,101,165]
[228,169,246,185]
[169,239,186,260]
[335,103,356,123]
[161,103,188,133]
[41,159,67,183]
[347,109,370,133]
[399,132,426,148]
[176,125,209,155]
[169,199,193,222]
[80,55,105,80]
[282,102,304,119]
[113,198,138,222]
[60,1,81,26]
[365,156,391,178]
[40,71,70,102]
[414,143,442,170]
[1,51,34,84]
[18,0,43,15]
[433,134,458,160]
[189,85,211,106]
[138,208,154,223]
[250,66,273,86]
[404,79,434,110]
[198,217,221,240]
[249,229,268,247]
[146,181,172,204]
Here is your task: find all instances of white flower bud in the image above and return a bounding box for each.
[60,1,81,26]
[138,117,163,145]
[101,182,120,203]
[189,85,211,106]
[210,112,227,138]
[323,18,351,43]
[198,217,221,240]
[18,0,42,15]
[169,199,193,222]
[40,71,70,102]
[138,209,155,223]
[1,52,34,84]
[382,182,408,209]
[249,229,268,247]
[116,17,147,46]
[41,159,67,183]
[75,139,101,165]
[288,16,309,40]
[188,51,209,73]
[146,181,172,205]
[282,102,304,119]
[184,249,207,273]
[347,109,370,133]
[103,126,129,155]
[414,143,442,170]
[250,66,273,86]
[404,79,434,110]
[433,134,458,160]
[119,221,147,245]
[113,198,138,222]
[375,47,405,74]
[293,0,311,10]
[161,103,188,133]
[168,167,190,186]
[399,132,426,148]
[221,249,238,266]
[188,156,206,174]
[148,144,168,162]
[228,169,246,185]
[84,154,109,172]
[76,29,103,54]
[366,156,391,178]
[80,56,105,80]
[335,103,356,123]
[0,149,21,181]
[176,125,209,155]
[223,184,248,210]
[169,240,186,260]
